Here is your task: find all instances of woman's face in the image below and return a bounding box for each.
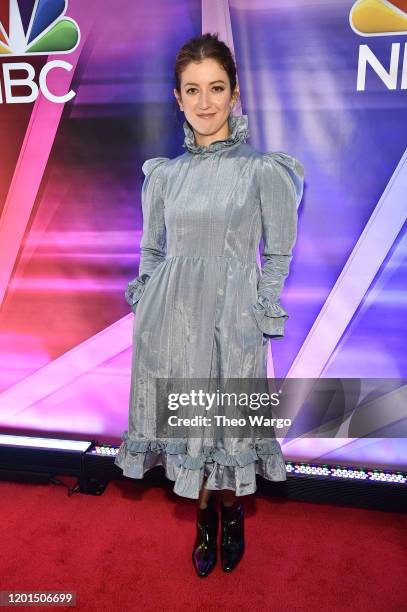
[174,57,238,147]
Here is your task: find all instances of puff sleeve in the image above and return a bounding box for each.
[251,152,304,339]
[125,157,169,313]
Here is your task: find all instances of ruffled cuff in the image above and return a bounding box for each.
[125,274,150,313]
[251,295,289,339]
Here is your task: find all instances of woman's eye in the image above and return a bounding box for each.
[186,86,225,94]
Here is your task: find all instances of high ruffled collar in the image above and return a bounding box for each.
[182,114,249,156]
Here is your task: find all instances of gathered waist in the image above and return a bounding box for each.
[164,254,258,267]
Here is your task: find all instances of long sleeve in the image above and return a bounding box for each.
[251,151,305,339]
[125,156,169,313]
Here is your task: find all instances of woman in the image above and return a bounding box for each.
[115,33,304,577]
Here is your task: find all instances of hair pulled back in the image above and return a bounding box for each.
[174,32,238,96]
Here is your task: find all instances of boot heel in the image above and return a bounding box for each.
[220,501,245,572]
[192,496,219,577]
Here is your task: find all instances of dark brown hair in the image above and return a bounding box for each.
[174,32,238,97]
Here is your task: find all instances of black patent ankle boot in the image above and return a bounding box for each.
[192,495,218,577]
[220,500,245,572]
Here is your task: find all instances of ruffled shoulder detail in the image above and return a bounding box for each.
[141,156,170,177]
[263,151,304,208]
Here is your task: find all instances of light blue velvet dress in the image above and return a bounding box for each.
[115,114,304,499]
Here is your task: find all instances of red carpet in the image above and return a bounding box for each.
[1,475,406,611]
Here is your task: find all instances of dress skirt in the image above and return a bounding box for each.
[114,116,304,499]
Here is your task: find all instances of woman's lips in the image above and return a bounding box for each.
[198,113,216,118]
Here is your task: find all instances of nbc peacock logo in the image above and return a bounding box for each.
[0,0,80,57]
[350,0,407,37]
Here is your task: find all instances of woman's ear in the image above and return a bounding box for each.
[230,85,240,109]
[173,88,183,111]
